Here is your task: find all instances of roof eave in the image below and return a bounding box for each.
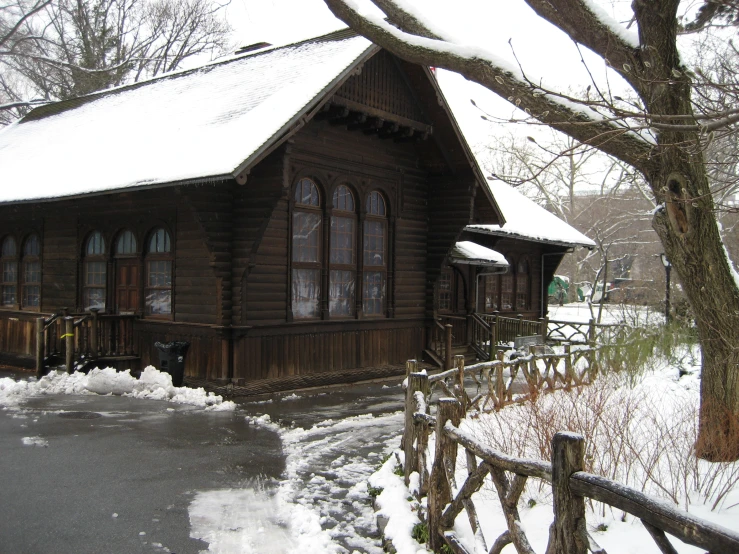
[465,226,595,249]
[230,43,381,181]
[421,66,506,227]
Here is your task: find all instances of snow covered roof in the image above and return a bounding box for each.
[0,30,376,203]
[450,241,508,268]
[466,181,596,248]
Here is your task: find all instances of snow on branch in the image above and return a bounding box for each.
[324,0,656,176]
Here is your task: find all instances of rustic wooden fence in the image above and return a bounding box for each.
[401,367,739,554]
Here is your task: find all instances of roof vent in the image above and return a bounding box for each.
[235,42,272,55]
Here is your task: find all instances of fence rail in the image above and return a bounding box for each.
[401,365,739,554]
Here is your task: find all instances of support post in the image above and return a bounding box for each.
[401,359,418,451]
[550,432,587,554]
[90,308,99,357]
[404,371,429,486]
[35,317,44,378]
[489,318,497,361]
[540,315,549,342]
[428,398,463,553]
[405,358,418,379]
[445,324,453,370]
[64,317,74,374]
[455,354,466,411]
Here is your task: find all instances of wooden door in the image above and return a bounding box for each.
[116,260,140,313]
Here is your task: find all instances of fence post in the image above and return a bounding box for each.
[64,317,74,374]
[540,315,549,342]
[400,359,418,451]
[90,308,99,357]
[445,324,453,370]
[35,317,45,378]
[404,371,429,486]
[517,313,523,337]
[455,354,466,411]
[428,398,463,553]
[551,432,587,554]
[489,318,497,361]
[496,349,505,407]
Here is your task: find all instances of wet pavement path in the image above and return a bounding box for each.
[0,372,405,554]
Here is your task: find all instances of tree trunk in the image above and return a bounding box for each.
[637,0,739,461]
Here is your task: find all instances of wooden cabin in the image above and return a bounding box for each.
[0,30,592,387]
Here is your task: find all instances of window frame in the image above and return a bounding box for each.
[328,184,357,318]
[516,258,530,311]
[1,235,18,309]
[21,234,41,310]
[500,256,515,312]
[83,231,108,312]
[144,227,173,318]
[362,190,388,317]
[290,177,323,320]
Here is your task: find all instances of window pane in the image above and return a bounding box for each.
[295,178,320,206]
[484,275,498,312]
[333,185,354,212]
[23,285,40,307]
[148,228,171,253]
[367,191,386,216]
[24,235,40,256]
[292,212,321,263]
[438,271,452,311]
[86,232,105,255]
[363,271,385,315]
[85,262,106,286]
[147,260,172,287]
[329,270,355,316]
[501,273,513,311]
[84,288,105,311]
[146,290,172,315]
[292,268,320,318]
[1,236,16,257]
[2,285,16,305]
[516,274,529,310]
[363,220,385,266]
[3,261,17,283]
[116,231,137,255]
[330,216,355,265]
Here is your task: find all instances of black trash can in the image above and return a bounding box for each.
[155,341,190,387]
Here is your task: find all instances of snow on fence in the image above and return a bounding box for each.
[401,365,739,554]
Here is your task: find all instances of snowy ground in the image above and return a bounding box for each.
[369,339,739,553]
[0,367,404,553]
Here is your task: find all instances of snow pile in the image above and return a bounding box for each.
[21,436,49,447]
[0,366,234,411]
[368,455,427,554]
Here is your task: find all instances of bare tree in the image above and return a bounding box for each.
[323,0,739,460]
[0,0,230,112]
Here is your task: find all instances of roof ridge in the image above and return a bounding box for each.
[21,27,362,124]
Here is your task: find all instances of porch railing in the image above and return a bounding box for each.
[35,309,140,376]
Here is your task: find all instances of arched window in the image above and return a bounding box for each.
[500,258,514,311]
[84,231,106,310]
[1,236,17,307]
[329,184,356,317]
[363,191,387,316]
[516,259,529,311]
[145,228,172,315]
[291,178,322,319]
[116,230,137,255]
[22,235,41,308]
